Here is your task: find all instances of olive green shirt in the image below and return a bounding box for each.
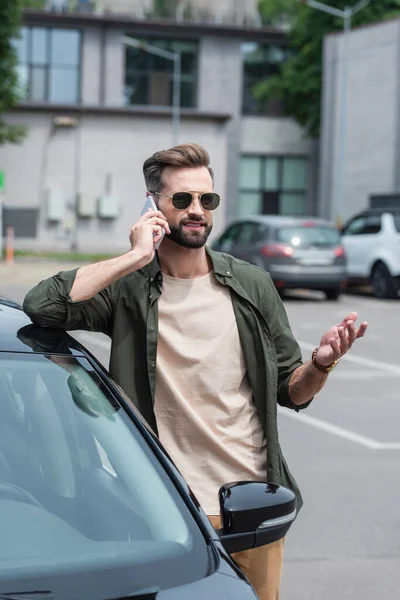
[23,248,312,511]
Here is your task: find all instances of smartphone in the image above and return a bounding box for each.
[141,195,165,250]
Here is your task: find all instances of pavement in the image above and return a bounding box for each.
[1,259,399,600]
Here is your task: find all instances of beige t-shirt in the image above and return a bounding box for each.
[154,272,267,515]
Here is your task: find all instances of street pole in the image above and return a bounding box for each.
[121,36,181,146]
[172,52,182,146]
[335,7,352,229]
[297,0,371,227]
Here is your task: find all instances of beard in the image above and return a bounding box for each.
[166,218,213,249]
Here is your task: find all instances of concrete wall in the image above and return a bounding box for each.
[241,116,310,154]
[319,19,400,223]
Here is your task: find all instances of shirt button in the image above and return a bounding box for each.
[150,277,154,283]
[151,362,155,368]
[226,270,231,276]
[150,326,154,331]
[149,294,153,300]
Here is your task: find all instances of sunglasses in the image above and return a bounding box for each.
[150,191,220,211]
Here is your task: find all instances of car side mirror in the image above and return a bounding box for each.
[216,481,296,554]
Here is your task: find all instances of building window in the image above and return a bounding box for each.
[124,38,198,108]
[241,42,289,115]
[13,26,81,104]
[239,156,308,217]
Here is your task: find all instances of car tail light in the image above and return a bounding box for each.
[334,245,346,258]
[261,244,294,258]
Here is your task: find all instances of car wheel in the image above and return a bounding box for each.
[371,263,398,299]
[325,288,341,301]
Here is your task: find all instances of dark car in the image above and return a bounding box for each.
[0,298,297,600]
[212,216,347,300]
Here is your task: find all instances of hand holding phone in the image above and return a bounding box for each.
[140,195,166,250]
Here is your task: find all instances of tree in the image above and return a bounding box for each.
[255,0,400,138]
[0,0,27,145]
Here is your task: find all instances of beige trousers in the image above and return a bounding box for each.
[208,515,285,600]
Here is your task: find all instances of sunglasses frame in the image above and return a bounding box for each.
[149,191,221,211]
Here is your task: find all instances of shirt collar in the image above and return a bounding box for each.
[145,246,234,283]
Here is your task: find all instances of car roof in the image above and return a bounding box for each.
[0,297,86,356]
[227,215,336,228]
[359,207,400,216]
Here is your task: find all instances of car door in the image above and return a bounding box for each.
[341,215,382,277]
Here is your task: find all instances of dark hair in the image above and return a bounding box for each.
[143,143,214,193]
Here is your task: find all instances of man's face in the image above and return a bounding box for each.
[155,166,215,249]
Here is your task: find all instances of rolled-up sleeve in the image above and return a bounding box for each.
[23,269,115,335]
[265,278,313,411]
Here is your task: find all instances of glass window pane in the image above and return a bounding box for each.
[12,27,29,63]
[280,193,305,215]
[238,192,261,217]
[30,66,47,101]
[126,46,149,70]
[268,46,287,64]
[125,73,149,105]
[180,79,196,108]
[263,158,279,190]
[51,29,80,66]
[49,68,79,103]
[282,158,307,191]
[240,157,261,190]
[16,65,29,100]
[153,54,172,72]
[31,27,48,65]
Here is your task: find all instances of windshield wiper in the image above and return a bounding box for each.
[0,592,53,600]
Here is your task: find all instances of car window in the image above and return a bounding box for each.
[276,225,341,247]
[342,216,381,235]
[219,224,240,244]
[393,214,400,232]
[236,222,266,244]
[0,352,209,596]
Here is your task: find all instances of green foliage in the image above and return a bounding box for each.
[23,0,46,8]
[256,0,400,138]
[0,0,27,145]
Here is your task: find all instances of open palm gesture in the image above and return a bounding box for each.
[315,312,368,366]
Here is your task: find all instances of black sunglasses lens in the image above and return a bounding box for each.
[201,193,220,210]
[172,192,192,209]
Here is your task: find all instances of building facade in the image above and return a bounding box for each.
[319,17,400,225]
[0,2,313,253]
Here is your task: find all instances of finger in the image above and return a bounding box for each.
[153,226,163,244]
[355,321,368,339]
[148,217,171,233]
[337,312,358,327]
[330,338,342,360]
[338,326,349,354]
[346,320,357,346]
[142,209,167,221]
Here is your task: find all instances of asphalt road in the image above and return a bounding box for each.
[1,261,399,600]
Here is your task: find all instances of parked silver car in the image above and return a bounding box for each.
[212,216,347,300]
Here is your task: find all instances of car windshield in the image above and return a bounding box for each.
[0,352,210,600]
[276,225,341,247]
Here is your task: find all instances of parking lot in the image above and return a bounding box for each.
[1,260,399,600]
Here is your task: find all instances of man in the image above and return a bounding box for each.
[23,143,367,600]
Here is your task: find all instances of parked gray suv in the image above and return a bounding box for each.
[212,216,347,300]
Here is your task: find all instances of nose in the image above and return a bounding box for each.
[188,194,205,217]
